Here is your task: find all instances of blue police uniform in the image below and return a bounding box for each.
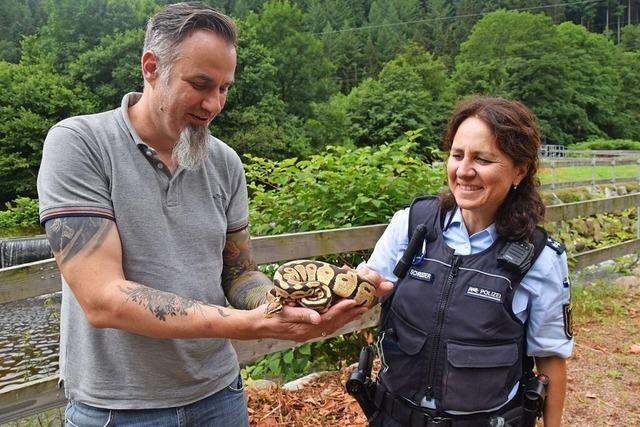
[361,204,573,418]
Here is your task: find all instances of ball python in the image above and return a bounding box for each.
[265,260,378,317]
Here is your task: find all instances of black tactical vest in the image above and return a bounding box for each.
[377,196,546,413]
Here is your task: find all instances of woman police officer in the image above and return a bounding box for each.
[358,97,573,427]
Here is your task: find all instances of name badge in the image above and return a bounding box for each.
[408,268,434,283]
[466,285,503,303]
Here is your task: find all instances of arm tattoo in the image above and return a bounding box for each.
[45,217,114,265]
[119,283,230,321]
[222,229,273,310]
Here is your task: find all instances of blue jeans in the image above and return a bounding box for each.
[64,375,249,427]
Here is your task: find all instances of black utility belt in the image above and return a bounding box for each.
[373,384,523,427]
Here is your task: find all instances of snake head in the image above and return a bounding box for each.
[264,288,284,317]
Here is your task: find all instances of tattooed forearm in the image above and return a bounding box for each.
[120,283,196,321]
[221,228,272,309]
[119,283,228,321]
[45,217,114,265]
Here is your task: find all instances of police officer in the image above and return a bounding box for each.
[358,97,573,427]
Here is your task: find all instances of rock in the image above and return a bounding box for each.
[604,187,618,198]
[588,185,601,196]
[282,371,330,391]
[618,186,628,195]
[615,276,640,290]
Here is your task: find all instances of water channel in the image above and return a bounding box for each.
[0,293,60,391]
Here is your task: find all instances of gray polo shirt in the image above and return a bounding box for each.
[37,93,248,409]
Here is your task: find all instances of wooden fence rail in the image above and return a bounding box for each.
[1,194,639,422]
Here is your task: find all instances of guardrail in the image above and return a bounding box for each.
[539,177,637,191]
[1,193,640,422]
[541,158,637,167]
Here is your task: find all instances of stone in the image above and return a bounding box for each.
[588,185,601,195]
[282,371,330,391]
[614,276,640,290]
[604,187,618,198]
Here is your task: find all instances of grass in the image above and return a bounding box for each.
[571,278,634,323]
[3,407,64,427]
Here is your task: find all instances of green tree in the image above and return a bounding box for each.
[246,0,337,117]
[451,10,580,145]
[556,22,622,139]
[21,0,156,71]
[422,0,457,65]
[620,24,640,51]
[215,18,311,159]
[365,0,405,69]
[0,61,97,203]
[0,0,44,62]
[68,29,144,110]
[306,0,368,92]
[304,93,352,150]
[617,51,640,140]
[313,45,449,149]
[354,46,449,147]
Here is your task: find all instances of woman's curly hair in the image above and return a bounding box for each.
[439,96,545,241]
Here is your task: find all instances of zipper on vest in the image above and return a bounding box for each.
[425,254,461,400]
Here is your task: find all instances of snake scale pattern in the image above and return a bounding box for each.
[265,260,378,317]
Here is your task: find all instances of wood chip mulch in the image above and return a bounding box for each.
[246,368,367,427]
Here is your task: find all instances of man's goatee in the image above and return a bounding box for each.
[172,125,210,171]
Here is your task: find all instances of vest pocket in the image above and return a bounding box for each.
[378,313,428,400]
[442,340,519,412]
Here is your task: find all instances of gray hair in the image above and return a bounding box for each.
[143,2,237,80]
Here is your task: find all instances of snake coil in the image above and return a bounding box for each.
[265,260,378,317]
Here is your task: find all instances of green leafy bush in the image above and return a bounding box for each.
[245,132,445,236]
[0,197,41,236]
[568,139,640,150]
[243,331,370,382]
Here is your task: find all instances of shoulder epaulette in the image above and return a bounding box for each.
[545,236,566,254]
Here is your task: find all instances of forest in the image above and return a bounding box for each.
[1,0,640,208]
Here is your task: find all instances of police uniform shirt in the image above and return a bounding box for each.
[361,207,574,412]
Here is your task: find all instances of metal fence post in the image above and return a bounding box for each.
[611,159,616,186]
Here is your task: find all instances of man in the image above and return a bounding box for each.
[37,3,390,425]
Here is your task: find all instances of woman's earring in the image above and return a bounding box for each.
[513,184,518,190]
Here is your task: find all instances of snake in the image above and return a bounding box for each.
[264,260,378,317]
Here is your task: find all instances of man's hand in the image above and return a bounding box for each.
[251,299,368,342]
[356,266,394,298]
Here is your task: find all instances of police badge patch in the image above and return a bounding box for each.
[563,303,574,338]
[465,285,503,303]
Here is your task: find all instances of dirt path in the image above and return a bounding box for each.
[246,282,640,426]
[563,296,640,425]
